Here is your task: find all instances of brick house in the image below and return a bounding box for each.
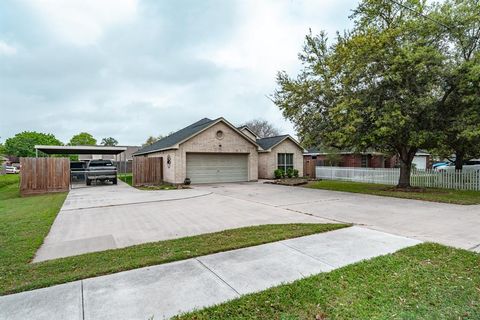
[133,117,304,184]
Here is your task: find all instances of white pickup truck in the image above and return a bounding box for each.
[85,160,117,185]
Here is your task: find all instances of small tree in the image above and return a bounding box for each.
[239,119,280,138]
[68,132,97,146]
[101,137,119,146]
[4,131,63,157]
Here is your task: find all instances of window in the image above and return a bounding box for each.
[278,153,294,171]
[361,155,369,168]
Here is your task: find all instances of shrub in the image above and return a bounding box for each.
[293,169,299,178]
[274,169,284,179]
[286,168,294,178]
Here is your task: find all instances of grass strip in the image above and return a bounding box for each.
[306,180,480,205]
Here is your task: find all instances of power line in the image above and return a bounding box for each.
[385,0,453,30]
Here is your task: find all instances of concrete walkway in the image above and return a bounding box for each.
[1,226,421,320]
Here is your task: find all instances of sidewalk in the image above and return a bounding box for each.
[0,226,421,320]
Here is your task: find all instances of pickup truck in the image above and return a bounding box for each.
[85,160,117,185]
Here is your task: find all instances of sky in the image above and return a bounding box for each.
[0,0,358,146]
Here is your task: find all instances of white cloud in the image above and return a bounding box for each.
[0,41,17,55]
[24,0,138,46]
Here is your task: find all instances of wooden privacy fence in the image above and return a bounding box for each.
[20,157,70,196]
[132,157,163,186]
[316,166,480,191]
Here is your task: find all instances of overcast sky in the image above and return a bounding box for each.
[0,0,357,145]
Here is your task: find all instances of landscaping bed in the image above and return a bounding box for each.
[306,180,480,205]
[266,178,309,186]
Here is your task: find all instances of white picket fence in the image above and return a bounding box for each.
[315,166,480,191]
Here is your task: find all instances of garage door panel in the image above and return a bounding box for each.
[186,153,248,183]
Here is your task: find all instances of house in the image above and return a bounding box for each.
[303,147,431,178]
[133,117,304,184]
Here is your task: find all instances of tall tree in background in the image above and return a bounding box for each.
[68,132,97,146]
[274,0,447,188]
[101,137,119,146]
[142,135,164,147]
[239,119,280,138]
[4,131,63,157]
[434,0,480,170]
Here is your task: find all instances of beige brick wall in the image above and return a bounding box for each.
[146,150,178,184]
[146,122,258,184]
[258,138,304,179]
[179,122,258,183]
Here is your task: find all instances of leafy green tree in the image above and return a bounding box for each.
[68,132,97,146]
[4,131,63,157]
[274,0,446,188]
[101,137,119,146]
[433,0,480,170]
[142,135,164,147]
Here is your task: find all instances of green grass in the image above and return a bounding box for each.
[0,175,347,295]
[306,180,480,205]
[176,243,480,320]
[119,173,177,189]
[118,173,133,185]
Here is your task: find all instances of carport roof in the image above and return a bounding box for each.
[35,145,127,155]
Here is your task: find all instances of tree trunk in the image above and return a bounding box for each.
[397,147,416,188]
[455,151,464,171]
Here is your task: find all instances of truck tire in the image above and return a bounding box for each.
[113,178,117,185]
[86,179,91,186]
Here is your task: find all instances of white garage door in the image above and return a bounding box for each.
[412,156,427,170]
[186,153,248,183]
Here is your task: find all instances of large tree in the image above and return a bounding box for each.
[434,0,480,170]
[4,131,63,157]
[239,119,280,138]
[101,137,119,146]
[274,0,447,188]
[68,132,97,146]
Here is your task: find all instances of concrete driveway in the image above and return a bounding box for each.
[197,182,480,252]
[35,180,480,262]
[34,181,328,261]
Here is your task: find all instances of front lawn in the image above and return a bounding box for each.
[306,180,480,205]
[176,243,480,319]
[0,175,347,295]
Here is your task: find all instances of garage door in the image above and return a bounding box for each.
[412,156,427,170]
[186,153,248,183]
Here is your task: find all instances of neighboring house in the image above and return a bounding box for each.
[304,148,431,177]
[133,117,304,184]
[78,146,140,162]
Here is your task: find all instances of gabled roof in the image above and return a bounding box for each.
[237,126,259,139]
[256,135,304,151]
[134,117,259,156]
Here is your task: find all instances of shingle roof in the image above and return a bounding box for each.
[134,118,216,155]
[256,135,289,150]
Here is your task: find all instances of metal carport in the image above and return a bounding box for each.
[34,145,128,187]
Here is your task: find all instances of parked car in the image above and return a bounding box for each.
[70,161,86,181]
[432,162,450,169]
[5,166,20,174]
[435,159,480,171]
[85,160,117,185]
